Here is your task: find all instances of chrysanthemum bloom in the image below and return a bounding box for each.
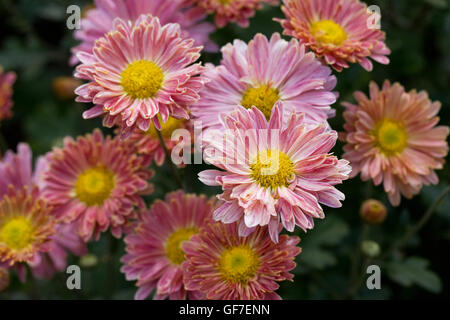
[75,15,207,139]
[71,0,217,65]
[192,0,278,28]
[192,33,337,130]
[121,191,215,300]
[182,222,301,299]
[30,222,87,279]
[0,67,16,122]
[341,81,449,205]
[42,129,153,241]
[199,103,351,242]
[0,187,55,266]
[126,116,193,166]
[277,0,390,71]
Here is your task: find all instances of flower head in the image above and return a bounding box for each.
[0,67,16,123]
[360,199,387,225]
[193,0,278,28]
[341,81,449,205]
[192,33,337,131]
[42,129,153,241]
[121,191,215,300]
[71,0,217,64]
[199,103,350,242]
[182,221,301,299]
[277,0,390,71]
[75,15,207,139]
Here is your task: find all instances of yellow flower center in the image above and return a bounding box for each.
[147,116,186,139]
[374,119,408,155]
[241,85,280,120]
[165,227,198,265]
[0,217,35,250]
[121,60,164,99]
[250,150,295,189]
[75,167,115,206]
[219,245,260,284]
[310,20,347,46]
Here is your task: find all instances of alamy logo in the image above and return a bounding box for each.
[66,265,81,290]
[366,265,381,290]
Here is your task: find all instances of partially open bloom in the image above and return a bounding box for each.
[277,0,390,71]
[182,222,301,299]
[341,81,449,205]
[360,199,387,225]
[192,33,337,130]
[121,191,215,300]
[42,129,153,241]
[0,67,16,123]
[75,15,206,139]
[126,116,193,166]
[71,0,217,64]
[193,0,278,28]
[199,103,350,242]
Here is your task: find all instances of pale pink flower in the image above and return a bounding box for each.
[75,15,207,139]
[277,0,391,71]
[182,221,301,300]
[192,0,278,28]
[199,103,351,242]
[341,81,449,206]
[71,0,217,65]
[42,129,154,241]
[192,33,337,131]
[121,191,215,300]
[0,67,16,123]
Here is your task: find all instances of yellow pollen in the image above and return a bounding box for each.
[241,85,280,120]
[373,119,408,155]
[219,245,260,284]
[147,116,186,139]
[0,217,35,250]
[165,227,198,265]
[250,150,295,189]
[121,60,164,99]
[310,20,347,46]
[75,167,115,206]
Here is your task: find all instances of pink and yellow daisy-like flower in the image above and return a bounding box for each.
[0,186,55,266]
[192,0,278,28]
[71,0,217,65]
[126,116,194,166]
[182,221,301,300]
[199,103,351,242]
[75,15,207,139]
[277,0,390,71]
[0,67,16,123]
[192,33,337,130]
[121,191,215,300]
[42,129,153,241]
[341,81,449,206]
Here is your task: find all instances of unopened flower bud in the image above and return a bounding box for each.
[0,267,10,292]
[361,240,381,258]
[79,254,99,268]
[52,77,82,101]
[360,199,387,224]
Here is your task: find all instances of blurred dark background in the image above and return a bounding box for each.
[0,0,449,299]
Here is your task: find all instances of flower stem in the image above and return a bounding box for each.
[156,129,184,189]
[380,186,450,260]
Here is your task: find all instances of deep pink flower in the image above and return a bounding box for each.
[0,67,16,123]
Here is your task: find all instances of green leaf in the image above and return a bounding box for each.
[425,0,448,8]
[386,256,442,294]
[421,184,450,220]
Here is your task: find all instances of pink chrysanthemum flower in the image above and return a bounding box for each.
[0,67,16,123]
[121,191,216,300]
[192,33,337,130]
[341,81,449,206]
[71,0,217,65]
[75,15,207,139]
[182,222,301,300]
[277,0,391,71]
[42,129,154,241]
[126,116,194,166]
[199,103,351,242]
[192,0,278,28]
